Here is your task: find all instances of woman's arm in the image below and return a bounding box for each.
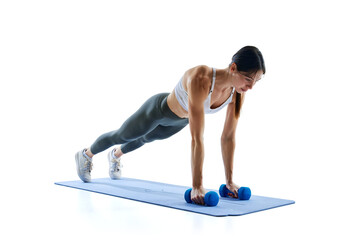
[187,67,211,205]
[221,93,245,197]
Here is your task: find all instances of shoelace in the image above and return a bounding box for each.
[83,160,93,173]
[110,158,123,172]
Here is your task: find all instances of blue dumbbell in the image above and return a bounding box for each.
[219,184,251,200]
[184,188,219,206]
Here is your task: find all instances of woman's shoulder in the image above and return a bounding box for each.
[184,65,212,87]
[180,65,211,101]
[186,65,212,78]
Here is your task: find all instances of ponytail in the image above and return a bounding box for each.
[234,92,242,119]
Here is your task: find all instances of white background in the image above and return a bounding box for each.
[1,0,359,239]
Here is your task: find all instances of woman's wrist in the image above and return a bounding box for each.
[226,180,233,186]
[192,175,203,189]
[225,171,233,185]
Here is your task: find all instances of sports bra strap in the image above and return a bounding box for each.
[210,68,216,93]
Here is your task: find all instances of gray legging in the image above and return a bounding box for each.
[90,93,189,155]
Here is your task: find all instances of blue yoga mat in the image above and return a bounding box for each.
[55,178,294,217]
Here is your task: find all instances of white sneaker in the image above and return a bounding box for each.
[75,149,93,183]
[107,149,122,180]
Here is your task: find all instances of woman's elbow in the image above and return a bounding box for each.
[191,135,204,144]
[221,134,235,143]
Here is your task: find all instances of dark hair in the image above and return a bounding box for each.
[231,46,266,118]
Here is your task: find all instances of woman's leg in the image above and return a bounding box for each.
[112,123,188,158]
[120,122,188,154]
[88,93,169,156]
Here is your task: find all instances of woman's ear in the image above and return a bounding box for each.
[230,62,237,73]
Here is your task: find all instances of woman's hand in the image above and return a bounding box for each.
[226,182,240,198]
[191,186,207,205]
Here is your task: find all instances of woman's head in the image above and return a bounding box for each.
[231,46,266,76]
[231,46,265,118]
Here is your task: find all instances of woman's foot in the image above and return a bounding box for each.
[75,149,93,182]
[107,149,123,180]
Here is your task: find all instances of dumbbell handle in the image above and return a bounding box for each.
[219,184,251,200]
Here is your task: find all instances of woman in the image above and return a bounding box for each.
[75,46,265,205]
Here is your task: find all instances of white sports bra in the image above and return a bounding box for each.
[174,68,235,114]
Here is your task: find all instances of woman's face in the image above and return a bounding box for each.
[230,64,263,93]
